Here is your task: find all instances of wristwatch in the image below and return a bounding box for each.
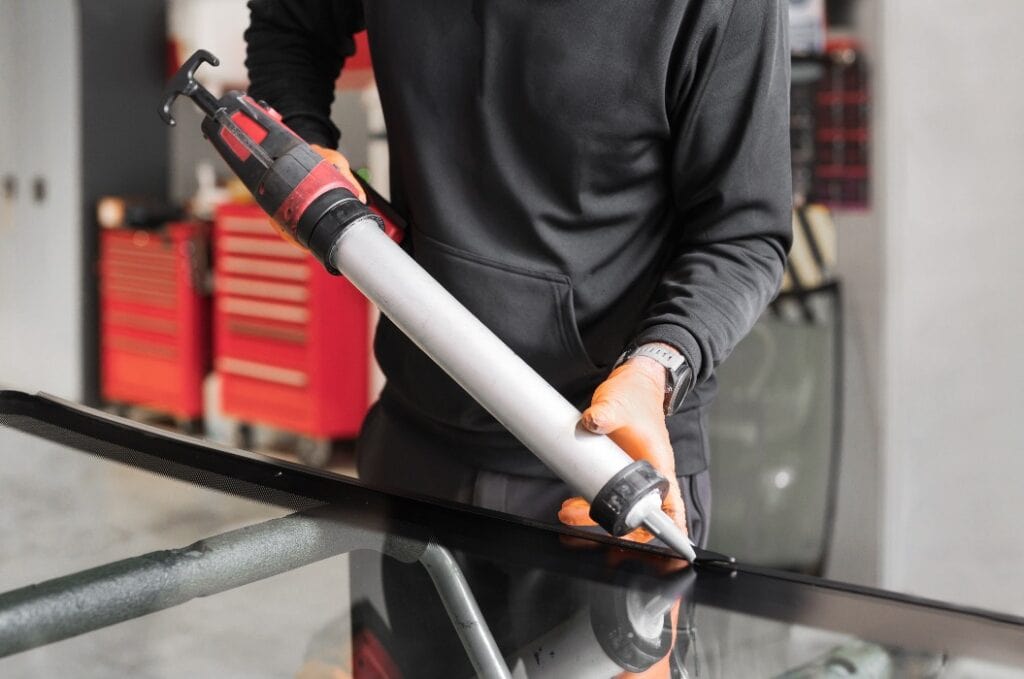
[616,343,694,416]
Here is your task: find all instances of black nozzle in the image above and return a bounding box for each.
[160,49,222,126]
[589,460,669,537]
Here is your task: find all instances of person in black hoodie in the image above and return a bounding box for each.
[245,0,792,550]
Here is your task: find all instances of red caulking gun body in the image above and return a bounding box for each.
[160,50,697,563]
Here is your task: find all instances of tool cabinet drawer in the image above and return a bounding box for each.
[99,223,210,420]
[213,204,371,439]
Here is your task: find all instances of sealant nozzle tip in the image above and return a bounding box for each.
[643,509,697,562]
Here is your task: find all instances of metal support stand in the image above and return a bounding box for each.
[420,542,512,679]
[0,507,510,678]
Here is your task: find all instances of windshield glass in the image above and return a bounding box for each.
[2,393,1023,678]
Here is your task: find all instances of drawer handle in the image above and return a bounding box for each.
[218,277,308,302]
[221,256,309,281]
[227,320,307,344]
[220,297,308,323]
[217,216,275,235]
[217,357,307,387]
[220,236,306,260]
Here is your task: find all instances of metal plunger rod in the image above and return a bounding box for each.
[331,219,696,561]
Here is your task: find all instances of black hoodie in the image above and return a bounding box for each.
[245,0,792,476]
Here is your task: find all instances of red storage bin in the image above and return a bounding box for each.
[213,203,370,439]
[99,222,211,421]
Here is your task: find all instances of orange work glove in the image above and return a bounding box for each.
[264,144,367,249]
[618,600,681,679]
[311,144,367,204]
[558,346,688,545]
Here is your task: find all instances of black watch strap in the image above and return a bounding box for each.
[615,344,694,416]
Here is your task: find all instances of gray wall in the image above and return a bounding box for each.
[823,0,885,590]
[80,0,168,403]
[0,0,168,402]
[827,211,884,587]
[877,0,1024,614]
[0,0,83,399]
[827,0,1024,615]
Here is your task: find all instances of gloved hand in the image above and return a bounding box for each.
[558,346,688,544]
[311,144,367,204]
[267,144,368,248]
[618,601,681,679]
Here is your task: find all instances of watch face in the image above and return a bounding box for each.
[666,364,694,415]
[668,385,687,415]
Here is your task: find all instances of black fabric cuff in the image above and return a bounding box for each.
[283,114,340,149]
[632,323,702,394]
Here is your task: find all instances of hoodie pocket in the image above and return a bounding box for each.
[375,233,601,431]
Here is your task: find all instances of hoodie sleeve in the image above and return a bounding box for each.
[244,0,364,148]
[633,0,793,391]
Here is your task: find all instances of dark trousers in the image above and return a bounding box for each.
[356,401,713,546]
[350,401,711,677]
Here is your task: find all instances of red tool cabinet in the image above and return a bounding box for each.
[213,203,371,441]
[99,223,210,422]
